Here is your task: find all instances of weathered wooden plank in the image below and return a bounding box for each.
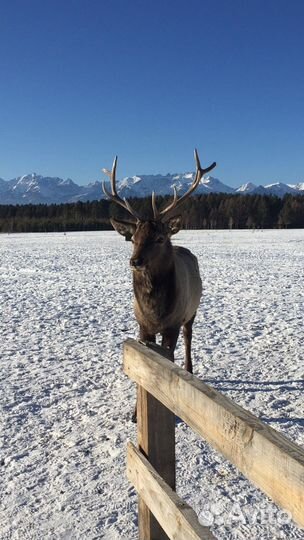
[124,339,304,528]
[127,442,216,540]
[137,380,175,539]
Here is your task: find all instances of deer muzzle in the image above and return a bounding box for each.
[130,257,144,269]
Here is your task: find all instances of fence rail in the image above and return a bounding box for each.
[124,338,304,539]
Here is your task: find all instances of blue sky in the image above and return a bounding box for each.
[1,0,303,187]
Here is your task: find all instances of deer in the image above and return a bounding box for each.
[102,150,216,419]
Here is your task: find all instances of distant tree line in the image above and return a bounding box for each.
[0,194,303,233]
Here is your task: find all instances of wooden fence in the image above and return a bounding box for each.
[124,338,304,540]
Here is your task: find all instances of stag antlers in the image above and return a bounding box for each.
[102,149,216,222]
[102,157,141,221]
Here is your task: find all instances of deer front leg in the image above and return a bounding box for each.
[161,327,180,361]
[132,327,156,423]
[183,313,196,374]
[139,327,156,345]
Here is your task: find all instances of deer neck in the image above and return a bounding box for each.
[132,257,176,321]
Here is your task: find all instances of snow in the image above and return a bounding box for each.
[200,176,235,194]
[235,182,257,193]
[0,229,303,539]
[288,183,304,191]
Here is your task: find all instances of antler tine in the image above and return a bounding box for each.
[152,185,178,220]
[158,186,178,216]
[102,155,118,195]
[110,155,118,195]
[151,192,159,220]
[159,149,216,219]
[101,156,141,221]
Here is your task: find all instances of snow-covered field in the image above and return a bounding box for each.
[0,229,303,540]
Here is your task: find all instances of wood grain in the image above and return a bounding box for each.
[124,338,304,528]
[127,442,216,540]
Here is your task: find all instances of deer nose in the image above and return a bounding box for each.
[130,257,143,268]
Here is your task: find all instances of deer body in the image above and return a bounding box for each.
[133,245,202,337]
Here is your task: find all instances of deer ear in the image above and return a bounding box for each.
[167,215,182,236]
[110,218,136,238]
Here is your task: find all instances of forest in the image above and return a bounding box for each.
[0,193,303,233]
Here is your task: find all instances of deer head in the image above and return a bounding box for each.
[102,150,216,272]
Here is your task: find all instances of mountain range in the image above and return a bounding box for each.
[0,172,303,205]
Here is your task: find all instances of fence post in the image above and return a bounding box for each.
[136,344,176,540]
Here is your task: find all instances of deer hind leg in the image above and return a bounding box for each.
[183,313,196,374]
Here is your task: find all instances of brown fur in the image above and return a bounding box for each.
[111,217,202,372]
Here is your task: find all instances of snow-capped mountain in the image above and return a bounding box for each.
[0,178,8,193]
[0,172,303,205]
[263,182,299,197]
[289,182,304,191]
[235,182,258,193]
[7,174,82,203]
[118,172,235,198]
